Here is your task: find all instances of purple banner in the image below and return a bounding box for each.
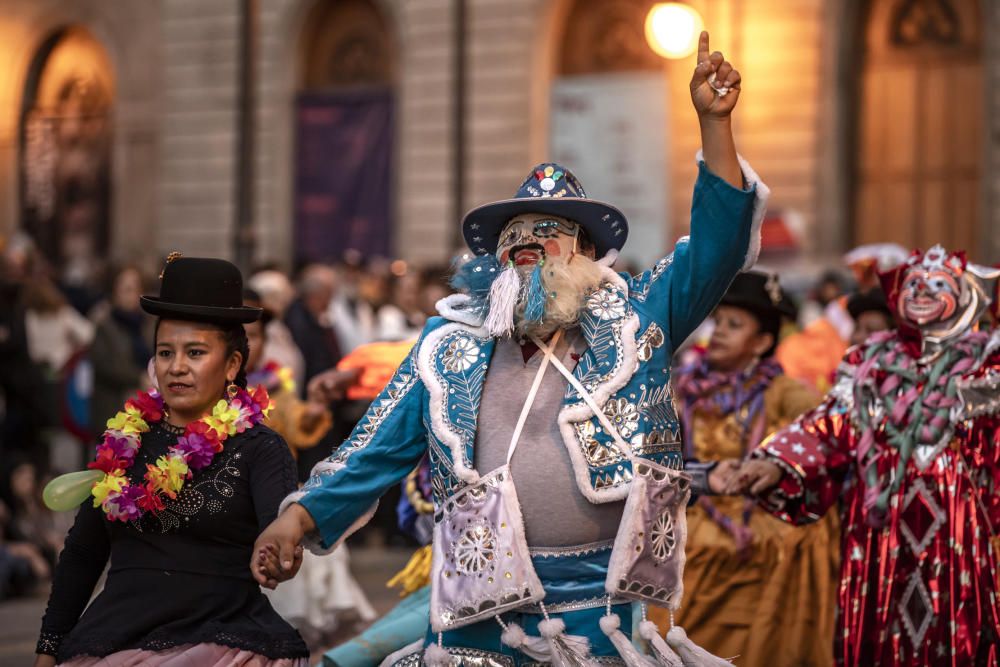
[294,89,394,263]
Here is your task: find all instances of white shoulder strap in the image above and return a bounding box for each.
[530,334,632,452]
[506,329,563,465]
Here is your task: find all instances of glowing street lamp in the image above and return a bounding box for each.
[644,2,705,60]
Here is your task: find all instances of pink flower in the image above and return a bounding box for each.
[104,433,140,461]
[102,485,144,522]
[231,401,256,433]
[88,433,140,473]
[173,432,216,470]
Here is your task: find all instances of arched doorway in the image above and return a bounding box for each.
[549,0,669,268]
[851,0,982,251]
[293,0,396,266]
[20,26,114,284]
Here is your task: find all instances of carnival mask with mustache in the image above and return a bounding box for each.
[452,214,603,338]
[496,214,582,270]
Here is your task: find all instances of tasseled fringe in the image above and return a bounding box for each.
[600,613,657,667]
[379,640,423,667]
[665,626,733,666]
[485,262,521,337]
[423,640,452,666]
[523,262,546,323]
[386,544,432,597]
[498,619,551,661]
[638,620,684,667]
[538,617,597,667]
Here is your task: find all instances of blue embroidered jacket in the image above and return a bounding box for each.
[285,158,768,553]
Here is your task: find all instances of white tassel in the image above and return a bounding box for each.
[638,621,684,667]
[538,617,597,666]
[423,641,453,666]
[600,613,657,667]
[499,620,552,661]
[597,248,620,267]
[665,626,733,666]
[484,262,522,337]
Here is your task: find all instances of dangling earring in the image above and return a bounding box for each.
[227,382,240,400]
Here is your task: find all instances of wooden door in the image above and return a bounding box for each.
[853,0,982,251]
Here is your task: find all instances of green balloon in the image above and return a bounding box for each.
[43,470,104,512]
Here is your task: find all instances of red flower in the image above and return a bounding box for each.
[187,420,224,453]
[87,448,128,474]
[126,390,165,423]
[136,485,165,513]
[250,385,272,413]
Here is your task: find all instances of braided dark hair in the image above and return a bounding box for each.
[219,323,251,388]
[153,318,251,389]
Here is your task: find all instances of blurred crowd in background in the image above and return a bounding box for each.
[0,227,904,607]
[0,234,456,603]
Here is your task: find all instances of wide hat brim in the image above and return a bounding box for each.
[140,296,262,324]
[461,197,629,257]
[719,291,797,321]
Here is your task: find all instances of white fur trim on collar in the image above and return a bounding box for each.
[694,149,770,270]
[436,293,486,326]
[556,309,641,503]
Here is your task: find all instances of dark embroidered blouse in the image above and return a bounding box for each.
[36,422,308,661]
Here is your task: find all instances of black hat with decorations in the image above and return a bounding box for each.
[461,163,629,258]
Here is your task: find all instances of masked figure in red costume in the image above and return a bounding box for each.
[730,244,1000,666]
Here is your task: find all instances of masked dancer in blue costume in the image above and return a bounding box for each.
[255,32,768,666]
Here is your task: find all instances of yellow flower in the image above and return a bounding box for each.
[92,472,127,507]
[277,367,296,394]
[205,400,240,437]
[106,409,149,435]
[153,454,189,494]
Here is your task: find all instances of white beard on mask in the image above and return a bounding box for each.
[481,252,604,339]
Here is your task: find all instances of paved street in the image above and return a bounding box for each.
[0,546,413,666]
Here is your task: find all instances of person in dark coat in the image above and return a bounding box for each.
[88,265,153,434]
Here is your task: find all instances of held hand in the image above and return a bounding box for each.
[690,31,742,118]
[251,503,314,588]
[306,368,361,405]
[724,459,783,496]
[33,655,56,667]
[707,459,741,494]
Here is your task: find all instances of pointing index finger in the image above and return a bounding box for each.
[697,31,710,63]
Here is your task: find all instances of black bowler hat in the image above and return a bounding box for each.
[140,255,262,324]
[847,288,891,321]
[719,271,797,352]
[461,163,628,257]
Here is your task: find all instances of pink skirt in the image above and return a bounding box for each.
[57,643,309,667]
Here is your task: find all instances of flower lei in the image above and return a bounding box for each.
[246,361,296,395]
[88,385,273,522]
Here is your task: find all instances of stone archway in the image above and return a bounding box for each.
[0,0,160,271]
[292,0,397,266]
[20,26,114,283]
[255,0,400,267]
[851,0,984,252]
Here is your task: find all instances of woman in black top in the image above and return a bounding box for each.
[35,257,308,667]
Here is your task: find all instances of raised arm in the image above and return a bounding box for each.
[692,31,742,188]
[628,32,768,348]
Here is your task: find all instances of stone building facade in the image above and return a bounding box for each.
[0,0,996,279]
